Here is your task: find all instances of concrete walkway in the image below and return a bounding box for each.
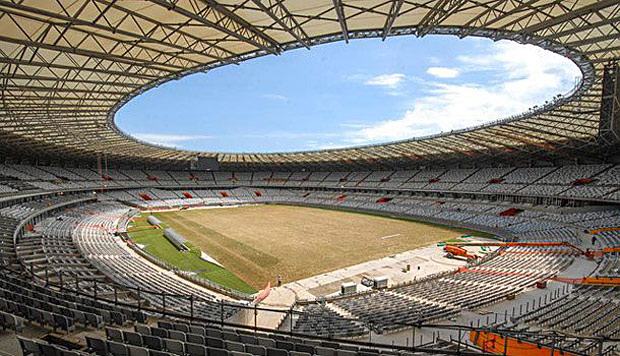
[254,238,497,329]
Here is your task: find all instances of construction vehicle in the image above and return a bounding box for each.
[443,245,479,262]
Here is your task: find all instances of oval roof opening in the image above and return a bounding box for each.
[115,35,582,154]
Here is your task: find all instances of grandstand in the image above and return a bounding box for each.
[1,1,620,355]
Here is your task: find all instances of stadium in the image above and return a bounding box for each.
[1,0,620,355]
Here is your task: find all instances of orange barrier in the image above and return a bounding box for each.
[447,241,584,254]
[552,277,585,284]
[499,249,575,256]
[582,277,620,286]
[603,247,620,253]
[590,226,620,234]
[553,276,620,286]
[449,241,571,247]
[583,246,620,258]
[504,242,577,248]
[470,330,579,356]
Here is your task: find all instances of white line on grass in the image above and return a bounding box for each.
[380,233,401,240]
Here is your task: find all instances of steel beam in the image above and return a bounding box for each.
[332,0,349,43]
[382,0,404,40]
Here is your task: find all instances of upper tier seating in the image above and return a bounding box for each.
[501,167,558,184]
[0,164,615,201]
[0,163,617,356]
[536,164,611,185]
[0,164,35,181]
[39,166,85,181]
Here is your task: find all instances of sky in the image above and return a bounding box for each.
[115,35,582,153]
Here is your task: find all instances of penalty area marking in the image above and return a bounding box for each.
[380,233,401,240]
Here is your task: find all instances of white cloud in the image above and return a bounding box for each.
[303,140,345,150]
[262,93,288,101]
[236,131,340,140]
[426,67,460,78]
[133,133,214,148]
[364,73,406,88]
[133,40,582,152]
[341,40,581,145]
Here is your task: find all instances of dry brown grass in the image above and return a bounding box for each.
[156,204,473,289]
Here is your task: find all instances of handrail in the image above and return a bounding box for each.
[0,196,617,355]
[4,261,611,356]
[6,260,617,356]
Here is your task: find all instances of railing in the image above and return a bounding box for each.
[3,210,620,356]
[3,261,617,356]
[1,187,618,355]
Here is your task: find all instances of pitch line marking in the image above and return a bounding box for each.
[380,233,401,240]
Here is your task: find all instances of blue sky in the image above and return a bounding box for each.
[115,35,581,153]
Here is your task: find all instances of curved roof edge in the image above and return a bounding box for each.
[107,27,596,156]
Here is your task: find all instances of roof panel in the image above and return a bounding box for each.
[0,0,617,168]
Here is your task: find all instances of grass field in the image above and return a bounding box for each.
[144,204,492,290]
[127,216,257,293]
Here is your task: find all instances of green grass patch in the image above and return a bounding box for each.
[127,216,257,294]
[442,238,470,243]
[161,213,280,268]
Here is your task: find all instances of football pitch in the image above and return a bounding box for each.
[130,204,491,291]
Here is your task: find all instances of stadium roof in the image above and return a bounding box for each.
[1,0,619,169]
